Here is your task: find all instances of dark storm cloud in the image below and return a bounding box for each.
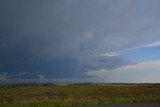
[1,0,160,80]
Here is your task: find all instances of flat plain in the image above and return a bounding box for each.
[81,103,160,107]
[0,83,160,107]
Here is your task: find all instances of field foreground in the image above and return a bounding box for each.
[81,103,160,107]
[0,83,160,107]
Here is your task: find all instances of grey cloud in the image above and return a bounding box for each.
[0,0,160,80]
[80,55,134,71]
[1,0,160,58]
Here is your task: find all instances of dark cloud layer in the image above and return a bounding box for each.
[1,0,160,81]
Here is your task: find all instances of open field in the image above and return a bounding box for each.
[81,103,160,107]
[0,83,160,107]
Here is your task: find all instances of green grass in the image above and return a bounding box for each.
[0,83,160,107]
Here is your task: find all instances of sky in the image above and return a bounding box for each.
[0,0,160,83]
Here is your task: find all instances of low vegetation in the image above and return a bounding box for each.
[0,83,160,107]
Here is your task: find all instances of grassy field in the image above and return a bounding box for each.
[0,83,160,107]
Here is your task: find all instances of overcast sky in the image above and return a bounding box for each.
[1,0,160,83]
